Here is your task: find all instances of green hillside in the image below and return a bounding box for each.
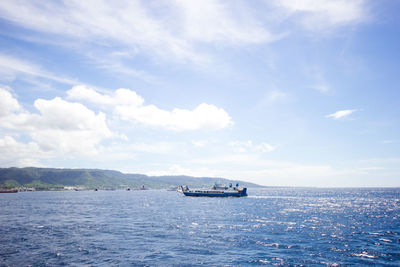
[0,167,262,190]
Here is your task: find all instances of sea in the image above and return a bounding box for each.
[0,188,399,266]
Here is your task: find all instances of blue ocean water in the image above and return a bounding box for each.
[0,188,399,266]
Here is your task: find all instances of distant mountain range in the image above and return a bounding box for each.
[0,167,262,190]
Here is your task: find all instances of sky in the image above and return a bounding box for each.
[0,0,399,187]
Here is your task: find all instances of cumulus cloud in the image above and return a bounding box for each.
[0,85,233,166]
[0,87,112,155]
[0,87,22,116]
[67,85,144,106]
[0,136,45,167]
[32,97,109,131]
[28,98,112,154]
[326,109,357,120]
[116,103,233,131]
[67,85,233,131]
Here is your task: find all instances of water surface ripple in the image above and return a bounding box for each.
[1,188,399,266]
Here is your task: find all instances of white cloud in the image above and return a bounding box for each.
[0,85,233,167]
[276,0,367,31]
[116,103,233,131]
[0,53,78,85]
[173,0,275,44]
[0,0,276,65]
[0,1,193,63]
[326,109,357,120]
[33,97,109,132]
[229,140,276,153]
[85,54,157,83]
[67,85,233,131]
[67,85,144,106]
[27,98,112,154]
[0,87,113,155]
[0,86,22,116]
[0,0,370,85]
[0,136,45,167]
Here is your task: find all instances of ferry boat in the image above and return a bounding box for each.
[181,183,247,197]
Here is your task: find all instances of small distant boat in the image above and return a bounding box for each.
[134,185,148,190]
[0,189,18,193]
[74,188,85,191]
[181,183,247,197]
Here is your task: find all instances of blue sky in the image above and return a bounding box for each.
[0,0,399,187]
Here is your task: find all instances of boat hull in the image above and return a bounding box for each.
[0,189,18,193]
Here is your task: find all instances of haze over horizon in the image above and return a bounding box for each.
[0,0,399,187]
